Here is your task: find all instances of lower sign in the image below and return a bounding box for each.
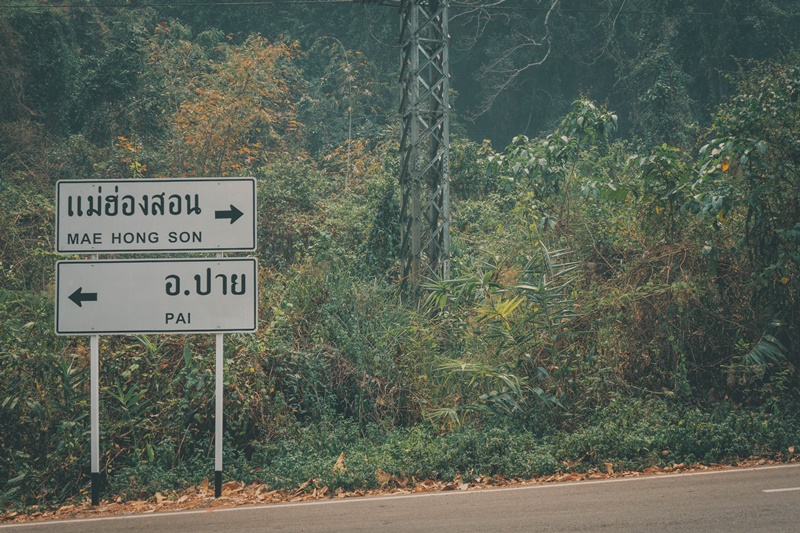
[56,258,257,335]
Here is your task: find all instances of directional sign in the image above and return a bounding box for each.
[56,178,257,253]
[55,258,258,335]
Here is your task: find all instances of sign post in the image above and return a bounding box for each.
[215,332,224,498]
[90,334,100,506]
[55,178,258,505]
[215,251,224,499]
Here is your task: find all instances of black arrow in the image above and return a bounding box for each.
[69,287,97,307]
[215,204,244,224]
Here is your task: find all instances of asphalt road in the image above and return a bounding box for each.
[3,464,800,532]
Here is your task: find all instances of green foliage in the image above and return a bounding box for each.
[109,398,800,498]
[423,244,574,427]
[255,265,436,427]
[1,9,800,510]
[696,56,800,320]
[627,45,694,148]
[489,99,617,202]
[552,397,800,470]
[298,37,393,159]
[449,138,498,200]
[255,157,326,268]
[632,144,696,240]
[427,360,535,428]
[486,99,619,238]
[364,175,401,275]
[0,291,85,505]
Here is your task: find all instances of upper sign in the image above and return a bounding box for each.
[56,178,257,253]
[55,258,258,335]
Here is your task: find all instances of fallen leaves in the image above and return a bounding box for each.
[3,455,798,525]
[375,468,392,486]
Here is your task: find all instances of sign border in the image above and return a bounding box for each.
[55,257,258,336]
[55,177,257,254]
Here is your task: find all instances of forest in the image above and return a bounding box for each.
[1,0,799,512]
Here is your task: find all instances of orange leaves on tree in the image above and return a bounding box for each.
[168,36,303,176]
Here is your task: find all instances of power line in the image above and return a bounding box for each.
[454,4,799,18]
[1,0,798,18]
[0,0,353,9]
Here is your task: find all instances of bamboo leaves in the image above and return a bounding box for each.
[425,244,576,427]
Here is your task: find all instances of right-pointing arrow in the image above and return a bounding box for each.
[69,287,98,307]
[215,205,244,224]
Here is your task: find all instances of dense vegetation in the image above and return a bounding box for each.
[1,0,798,510]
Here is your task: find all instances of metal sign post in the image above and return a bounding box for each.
[215,332,224,498]
[215,251,224,499]
[88,252,101,506]
[90,334,100,506]
[55,178,258,505]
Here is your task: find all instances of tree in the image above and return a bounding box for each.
[449,0,800,147]
[154,32,304,176]
[696,55,800,324]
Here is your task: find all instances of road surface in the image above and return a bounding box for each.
[3,464,799,532]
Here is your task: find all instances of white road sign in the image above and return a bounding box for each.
[56,178,256,253]
[55,258,258,335]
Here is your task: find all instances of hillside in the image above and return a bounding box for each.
[0,0,798,511]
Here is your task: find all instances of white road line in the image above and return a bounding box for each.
[2,463,799,529]
[763,487,800,493]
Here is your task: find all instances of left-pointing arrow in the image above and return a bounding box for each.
[69,287,98,307]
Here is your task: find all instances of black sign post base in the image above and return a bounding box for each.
[91,472,101,506]
[215,470,222,498]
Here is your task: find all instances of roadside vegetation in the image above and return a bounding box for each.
[0,3,798,512]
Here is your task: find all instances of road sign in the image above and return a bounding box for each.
[55,258,258,335]
[56,178,257,253]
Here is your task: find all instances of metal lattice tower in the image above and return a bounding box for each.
[399,0,450,298]
[359,0,451,298]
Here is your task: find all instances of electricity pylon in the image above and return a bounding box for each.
[359,0,451,299]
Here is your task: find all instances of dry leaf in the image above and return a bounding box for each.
[604,462,614,475]
[376,468,391,486]
[333,452,346,473]
[154,492,165,503]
